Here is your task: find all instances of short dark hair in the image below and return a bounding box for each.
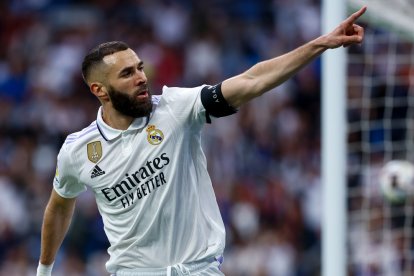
[81,41,130,83]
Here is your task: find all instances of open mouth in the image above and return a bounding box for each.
[136,90,148,100]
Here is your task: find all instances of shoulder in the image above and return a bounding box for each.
[161,85,206,96]
[153,85,208,124]
[61,121,100,152]
[158,85,206,105]
[57,120,102,174]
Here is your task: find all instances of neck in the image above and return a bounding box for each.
[101,105,134,130]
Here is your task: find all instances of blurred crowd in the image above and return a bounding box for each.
[0,0,323,275]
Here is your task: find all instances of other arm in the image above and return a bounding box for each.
[38,189,76,275]
[222,6,366,108]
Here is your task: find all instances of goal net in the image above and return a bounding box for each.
[346,0,414,275]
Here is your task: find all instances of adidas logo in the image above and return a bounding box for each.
[91,165,105,179]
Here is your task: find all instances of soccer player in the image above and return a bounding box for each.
[37,6,366,276]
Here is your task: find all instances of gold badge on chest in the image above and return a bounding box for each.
[87,141,103,163]
[146,125,164,145]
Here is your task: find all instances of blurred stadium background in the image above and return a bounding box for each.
[3,0,409,275]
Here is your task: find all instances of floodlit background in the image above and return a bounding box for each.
[0,0,323,275]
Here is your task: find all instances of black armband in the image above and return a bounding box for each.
[200,83,237,123]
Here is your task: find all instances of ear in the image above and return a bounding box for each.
[90,82,110,101]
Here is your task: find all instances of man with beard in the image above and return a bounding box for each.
[37,6,366,276]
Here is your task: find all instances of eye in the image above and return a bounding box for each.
[121,70,133,78]
[138,65,144,71]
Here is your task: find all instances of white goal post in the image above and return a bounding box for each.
[321,1,347,276]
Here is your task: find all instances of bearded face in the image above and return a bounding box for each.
[107,85,153,118]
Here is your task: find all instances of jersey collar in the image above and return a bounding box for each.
[96,106,150,141]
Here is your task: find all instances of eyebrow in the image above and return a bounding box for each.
[118,61,144,77]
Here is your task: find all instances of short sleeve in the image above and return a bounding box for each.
[53,143,86,198]
[161,85,207,124]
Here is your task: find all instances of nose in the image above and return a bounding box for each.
[134,70,147,85]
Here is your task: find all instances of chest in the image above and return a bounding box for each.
[77,120,187,211]
[83,123,172,181]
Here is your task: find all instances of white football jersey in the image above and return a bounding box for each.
[53,85,225,273]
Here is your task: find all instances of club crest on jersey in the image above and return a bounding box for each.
[87,141,103,163]
[146,125,164,145]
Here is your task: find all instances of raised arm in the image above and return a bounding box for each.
[222,6,366,108]
[37,190,76,275]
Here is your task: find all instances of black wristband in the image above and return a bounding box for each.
[200,83,237,123]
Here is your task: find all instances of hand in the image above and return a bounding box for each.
[323,6,366,49]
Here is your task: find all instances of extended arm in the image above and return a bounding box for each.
[222,6,366,108]
[38,189,76,274]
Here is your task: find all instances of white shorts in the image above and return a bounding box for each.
[112,256,224,276]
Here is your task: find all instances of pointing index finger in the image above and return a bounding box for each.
[344,6,367,24]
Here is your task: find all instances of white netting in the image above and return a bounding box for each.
[349,0,414,40]
[346,9,414,275]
